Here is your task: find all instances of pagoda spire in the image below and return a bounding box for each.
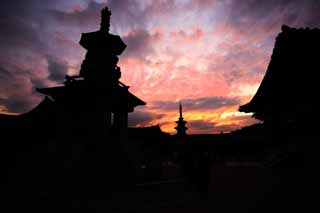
[175,102,188,136]
[100,6,111,33]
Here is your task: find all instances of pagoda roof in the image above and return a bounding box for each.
[36,80,145,113]
[79,31,126,55]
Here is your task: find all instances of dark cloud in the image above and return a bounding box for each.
[228,114,254,122]
[47,56,68,82]
[30,77,48,89]
[0,0,84,113]
[226,0,320,30]
[0,0,41,17]
[207,0,320,86]
[298,1,320,27]
[46,1,163,61]
[47,1,158,61]
[0,65,41,113]
[0,1,45,113]
[48,1,101,30]
[128,109,164,126]
[214,123,242,133]
[188,120,216,131]
[0,66,41,113]
[0,66,13,80]
[152,96,240,111]
[106,0,147,30]
[48,0,148,32]
[0,0,47,50]
[122,29,161,59]
[0,17,40,50]
[229,0,292,20]
[0,95,35,113]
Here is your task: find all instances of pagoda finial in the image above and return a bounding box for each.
[179,101,183,118]
[100,6,111,33]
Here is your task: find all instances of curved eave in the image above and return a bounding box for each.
[36,86,65,100]
[239,102,255,113]
[128,92,146,107]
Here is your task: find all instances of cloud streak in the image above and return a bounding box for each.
[128,108,165,127]
[151,96,240,111]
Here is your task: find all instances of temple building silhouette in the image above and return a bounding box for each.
[174,102,188,136]
[239,25,320,135]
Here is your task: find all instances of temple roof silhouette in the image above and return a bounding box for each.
[36,81,145,113]
[239,25,320,126]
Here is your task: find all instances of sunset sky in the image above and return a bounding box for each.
[1,0,320,134]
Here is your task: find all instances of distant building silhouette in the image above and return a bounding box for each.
[175,102,188,136]
[239,25,320,135]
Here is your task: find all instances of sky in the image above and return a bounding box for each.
[1,0,320,134]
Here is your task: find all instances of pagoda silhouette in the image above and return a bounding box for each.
[36,7,145,135]
[175,102,188,136]
[0,7,147,211]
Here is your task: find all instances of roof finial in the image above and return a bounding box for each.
[100,6,111,32]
